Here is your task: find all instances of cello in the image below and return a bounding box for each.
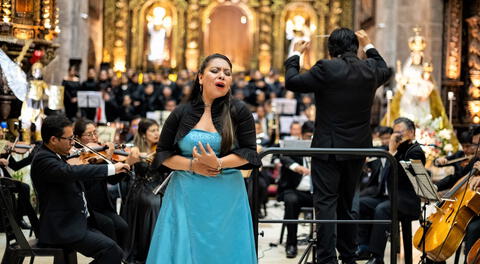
[468,239,480,264]
[413,166,480,262]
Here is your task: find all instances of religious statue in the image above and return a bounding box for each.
[286,14,312,68]
[19,62,49,143]
[382,27,460,161]
[147,6,172,65]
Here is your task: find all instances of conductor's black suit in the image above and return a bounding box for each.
[284,48,391,263]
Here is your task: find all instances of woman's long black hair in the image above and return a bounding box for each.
[190,53,235,155]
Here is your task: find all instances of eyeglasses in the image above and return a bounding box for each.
[82,131,97,138]
[57,136,75,142]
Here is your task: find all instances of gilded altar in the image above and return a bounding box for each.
[0,0,59,120]
[102,0,353,73]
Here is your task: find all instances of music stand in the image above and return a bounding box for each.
[272,98,297,115]
[282,140,316,264]
[400,160,441,264]
[77,91,102,108]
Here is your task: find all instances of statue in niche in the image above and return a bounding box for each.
[286,14,313,68]
[147,6,172,66]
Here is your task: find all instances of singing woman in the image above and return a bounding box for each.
[146,53,261,263]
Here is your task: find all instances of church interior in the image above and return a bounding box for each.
[0,0,479,263]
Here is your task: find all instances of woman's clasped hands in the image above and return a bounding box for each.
[192,141,222,177]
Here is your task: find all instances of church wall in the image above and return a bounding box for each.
[44,0,90,84]
[372,0,444,86]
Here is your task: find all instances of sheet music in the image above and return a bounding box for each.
[400,160,440,202]
[410,160,429,176]
[282,139,312,149]
[272,98,297,115]
[279,116,309,134]
[77,91,102,108]
[146,111,172,127]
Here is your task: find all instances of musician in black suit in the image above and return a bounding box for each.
[30,115,130,263]
[0,144,40,231]
[360,126,393,197]
[425,130,480,264]
[284,28,391,263]
[277,121,314,258]
[357,118,425,264]
[72,119,129,249]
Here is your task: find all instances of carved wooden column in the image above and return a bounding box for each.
[102,0,115,64]
[271,0,285,70]
[466,15,480,124]
[186,0,201,71]
[442,0,463,124]
[258,0,272,74]
[112,0,128,71]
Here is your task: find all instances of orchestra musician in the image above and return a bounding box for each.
[357,117,425,264]
[0,137,40,232]
[72,119,135,251]
[31,115,130,263]
[425,129,480,264]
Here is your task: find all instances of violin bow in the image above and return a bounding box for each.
[6,136,20,161]
[73,139,112,164]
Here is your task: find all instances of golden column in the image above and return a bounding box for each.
[258,0,273,74]
[186,0,201,71]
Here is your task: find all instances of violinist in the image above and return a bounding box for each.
[72,119,133,252]
[31,115,129,263]
[122,118,162,263]
[426,130,480,264]
[0,134,39,232]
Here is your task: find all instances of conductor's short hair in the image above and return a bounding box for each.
[327,28,359,58]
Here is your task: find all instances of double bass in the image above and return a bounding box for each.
[413,168,480,262]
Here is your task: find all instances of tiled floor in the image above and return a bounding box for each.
[0,200,464,263]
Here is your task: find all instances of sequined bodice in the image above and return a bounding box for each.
[178,129,221,158]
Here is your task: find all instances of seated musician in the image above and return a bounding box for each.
[425,129,480,264]
[0,139,40,232]
[356,117,426,264]
[72,119,135,251]
[277,121,315,258]
[31,115,129,263]
[360,126,393,197]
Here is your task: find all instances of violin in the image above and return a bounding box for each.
[0,139,33,155]
[67,142,151,165]
[468,239,480,264]
[67,142,138,163]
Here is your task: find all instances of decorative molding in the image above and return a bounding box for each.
[102,0,116,63]
[272,0,327,70]
[186,0,201,71]
[112,0,128,71]
[258,0,272,73]
[328,0,342,32]
[444,0,462,80]
[467,15,480,78]
[101,0,350,72]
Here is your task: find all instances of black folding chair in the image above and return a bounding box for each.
[0,180,77,264]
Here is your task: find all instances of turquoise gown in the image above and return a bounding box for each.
[146,129,257,264]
